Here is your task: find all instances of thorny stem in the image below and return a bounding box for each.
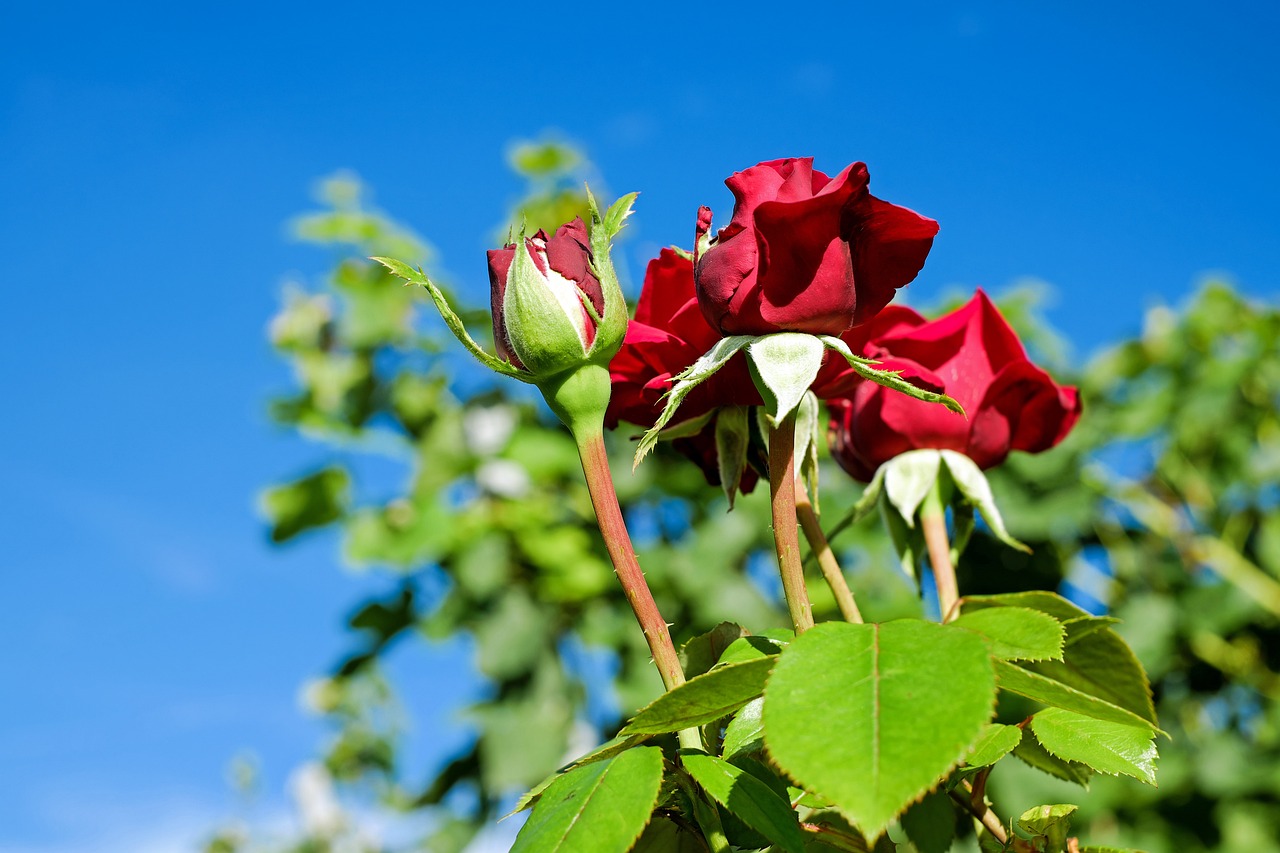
[769,412,815,634]
[920,480,960,623]
[950,782,1015,847]
[575,428,701,751]
[795,492,863,623]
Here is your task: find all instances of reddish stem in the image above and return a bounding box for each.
[795,493,863,623]
[920,483,960,623]
[576,429,687,692]
[770,413,815,634]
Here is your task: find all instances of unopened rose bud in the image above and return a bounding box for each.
[487,218,622,378]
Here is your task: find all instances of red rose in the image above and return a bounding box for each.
[606,248,763,489]
[827,290,1082,481]
[486,218,604,371]
[693,158,939,337]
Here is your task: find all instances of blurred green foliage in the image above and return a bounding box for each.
[209,143,1280,852]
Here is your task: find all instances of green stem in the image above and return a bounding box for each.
[769,412,815,634]
[920,480,959,623]
[796,492,863,623]
[575,428,702,752]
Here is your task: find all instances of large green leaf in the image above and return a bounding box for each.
[953,606,1065,661]
[994,660,1156,729]
[1013,727,1093,787]
[683,752,806,853]
[510,746,663,853]
[622,657,775,735]
[763,621,997,838]
[1030,708,1157,784]
[1025,627,1156,725]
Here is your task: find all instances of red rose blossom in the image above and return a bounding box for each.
[693,158,939,337]
[827,290,1082,481]
[606,248,763,489]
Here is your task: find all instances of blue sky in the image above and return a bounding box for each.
[3,1,1278,849]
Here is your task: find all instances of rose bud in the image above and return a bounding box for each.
[827,290,1082,481]
[376,195,635,438]
[487,218,620,378]
[694,157,939,337]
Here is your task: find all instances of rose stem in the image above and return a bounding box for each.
[795,491,863,623]
[575,428,702,751]
[949,782,1013,847]
[769,411,816,634]
[920,479,960,623]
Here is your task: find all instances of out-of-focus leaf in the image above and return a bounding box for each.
[261,467,349,543]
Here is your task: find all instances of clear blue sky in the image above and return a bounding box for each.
[2,1,1278,849]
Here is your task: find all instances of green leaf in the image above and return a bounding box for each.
[722,697,764,760]
[763,621,997,839]
[1026,627,1157,725]
[1017,803,1077,852]
[994,660,1157,730]
[953,607,1065,662]
[1029,708,1157,784]
[965,724,1023,768]
[716,635,786,666]
[961,591,1090,622]
[510,746,664,853]
[1012,726,1093,787]
[510,734,653,815]
[900,789,956,853]
[682,752,806,853]
[630,817,710,852]
[1062,616,1121,645]
[746,333,827,422]
[622,657,775,735]
[679,623,749,680]
[939,450,1029,552]
[819,335,964,414]
[261,467,349,543]
[634,336,754,468]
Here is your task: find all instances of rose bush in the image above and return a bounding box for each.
[827,290,1082,480]
[693,157,939,336]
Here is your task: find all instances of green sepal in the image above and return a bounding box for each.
[503,224,592,377]
[715,406,751,509]
[793,391,821,508]
[746,333,827,423]
[583,186,632,365]
[938,450,1029,553]
[634,335,754,468]
[819,335,964,414]
[370,257,531,382]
